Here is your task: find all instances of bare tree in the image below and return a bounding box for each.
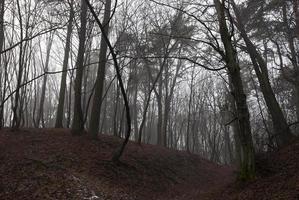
[89,0,112,138]
[55,1,74,128]
[214,0,255,180]
[0,0,5,129]
[72,0,88,135]
[36,33,54,127]
[12,0,25,128]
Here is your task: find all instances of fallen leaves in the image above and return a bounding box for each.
[0,128,233,200]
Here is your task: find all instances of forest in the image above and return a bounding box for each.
[0,0,299,199]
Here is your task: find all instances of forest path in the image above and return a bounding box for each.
[0,128,234,200]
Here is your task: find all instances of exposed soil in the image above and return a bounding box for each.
[0,128,233,200]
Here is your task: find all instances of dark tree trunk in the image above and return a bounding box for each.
[133,83,139,141]
[72,0,88,135]
[55,3,74,128]
[89,0,112,138]
[214,0,255,180]
[156,80,163,145]
[0,0,5,129]
[12,0,24,129]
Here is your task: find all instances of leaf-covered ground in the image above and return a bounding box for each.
[0,128,298,200]
[0,128,233,200]
[217,138,299,200]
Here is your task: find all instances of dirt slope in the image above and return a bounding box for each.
[0,128,233,200]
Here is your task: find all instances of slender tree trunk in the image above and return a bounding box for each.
[138,61,164,144]
[133,83,138,141]
[156,80,163,145]
[214,0,255,180]
[72,0,88,135]
[56,3,74,128]
[37,35,54,127]
[138,85,150,144]
[232,1,294,147]
[186,66,195,153]
[0,0,5,129]
[113,83,120,136]
[99,95,108,134]
[67,77,73,128]
[162,98,170,147]
[0,0,4,54]
[162,58,181,147]
[89,0,112,138]
[224,125,232,164]
[12,0,24,128]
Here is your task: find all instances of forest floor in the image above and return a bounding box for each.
[0,128,298,200]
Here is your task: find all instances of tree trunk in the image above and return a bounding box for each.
[162,52,182,147]
[156,79,163,145]
[186,66,195,153]
[214,0,255,180]
[133,82,139,141]
[113,83,120,136]
[89,0,112,138]
[138,60,165,144]
[37,35,54,127]
[55,3,74,128]
[12,0,24,129]
[0,0,5,129]
[138,85,149,144]
[72,0,88,135]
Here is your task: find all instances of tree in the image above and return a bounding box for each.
[0,0,5,129]
[36,33,54,127]
[214,0,255,180]
[186,65,195,153]
[12,0,25,128]
[85,0,131,162]
[71,0,88,135]
[55,1,74,128]
[232,0,295,147]
[89,0,112,138]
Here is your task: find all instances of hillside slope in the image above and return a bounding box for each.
[217,139,299,200]
[0,128,233,200]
